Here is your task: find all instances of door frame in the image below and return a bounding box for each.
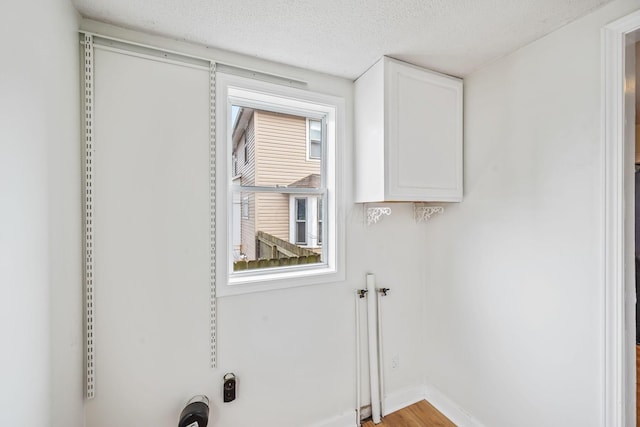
[603,9,640,427]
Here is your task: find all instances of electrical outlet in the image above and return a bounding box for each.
[391,355,399,370]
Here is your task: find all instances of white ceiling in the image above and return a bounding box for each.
[72,0,614,79]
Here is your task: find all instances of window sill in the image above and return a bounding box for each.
[218,263,343,297]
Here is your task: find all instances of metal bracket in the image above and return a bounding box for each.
[357,289,368,298]
[367,207,392,226]
[377,287,390,296]
[414,205,444,223]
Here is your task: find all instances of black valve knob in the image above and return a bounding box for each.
[178,395,209,427]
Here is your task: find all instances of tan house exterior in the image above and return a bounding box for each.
[232,108,321,261]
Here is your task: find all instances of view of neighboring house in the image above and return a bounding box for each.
[231,107,323,264]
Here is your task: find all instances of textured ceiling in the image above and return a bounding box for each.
[72,0,614,79]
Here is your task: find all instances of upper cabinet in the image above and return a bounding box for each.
[354,57,463,203]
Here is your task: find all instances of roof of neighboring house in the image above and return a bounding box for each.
[288,174,320,188]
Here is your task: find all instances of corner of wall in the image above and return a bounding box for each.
[422,383,485,427]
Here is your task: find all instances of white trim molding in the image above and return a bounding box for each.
[311,384,483,427]
[602,9,640,427]
[423,384,485,427]
[383,385,426,416]
[308,410,358,427]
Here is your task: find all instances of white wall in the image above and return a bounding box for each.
[80,21,428,427]
[423,0,640,426]
[0,1,82,426]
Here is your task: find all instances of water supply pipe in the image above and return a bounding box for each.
[366,274,382,424]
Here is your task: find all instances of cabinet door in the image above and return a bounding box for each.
[386,59,463,201]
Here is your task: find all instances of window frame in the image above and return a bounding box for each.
[216,72,345,296]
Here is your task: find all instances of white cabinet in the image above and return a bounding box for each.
[354,57,463,202]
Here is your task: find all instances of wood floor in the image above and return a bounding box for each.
[362,400,455,427]
[362,357,640,427]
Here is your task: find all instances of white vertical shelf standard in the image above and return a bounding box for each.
[208,61,218,369]
[82,33,96,400]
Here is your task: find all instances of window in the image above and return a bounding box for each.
[241,195,249,219]
[307,119,322,160]
[295,198,307,245]
[216,73,345,295]
[288,195,322,248]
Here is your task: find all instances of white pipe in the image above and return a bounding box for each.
[376,289,385,417]
[366,274,382,424]
[355,290,362,426]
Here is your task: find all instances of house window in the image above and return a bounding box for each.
[295,198,307,245]
[217,73,345,295]
[307,119,322,160]
[241,195,249,219]
[232,154,238,176]
[288,195,322,248]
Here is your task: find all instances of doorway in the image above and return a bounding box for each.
[603,10,640,427]
[635,39,640,427]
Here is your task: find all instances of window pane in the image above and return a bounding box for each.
[309,119,322,141]
[231,106,321,188]
[296,222,307,245]
[241,196,249,219]
[230,104,324,272]
[296,198,306,220]
[310,141,321,159]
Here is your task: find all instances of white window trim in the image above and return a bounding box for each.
[306,118,322,161]
[216,72,345,296]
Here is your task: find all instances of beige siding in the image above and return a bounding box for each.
[254,111,321,187]
[255,192,289,242]
[254,111,320,245]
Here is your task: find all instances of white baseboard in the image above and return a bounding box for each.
[310,383,483,427]
[383,384,426,416]
[423,384,485,427]
[309,409,358,427]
